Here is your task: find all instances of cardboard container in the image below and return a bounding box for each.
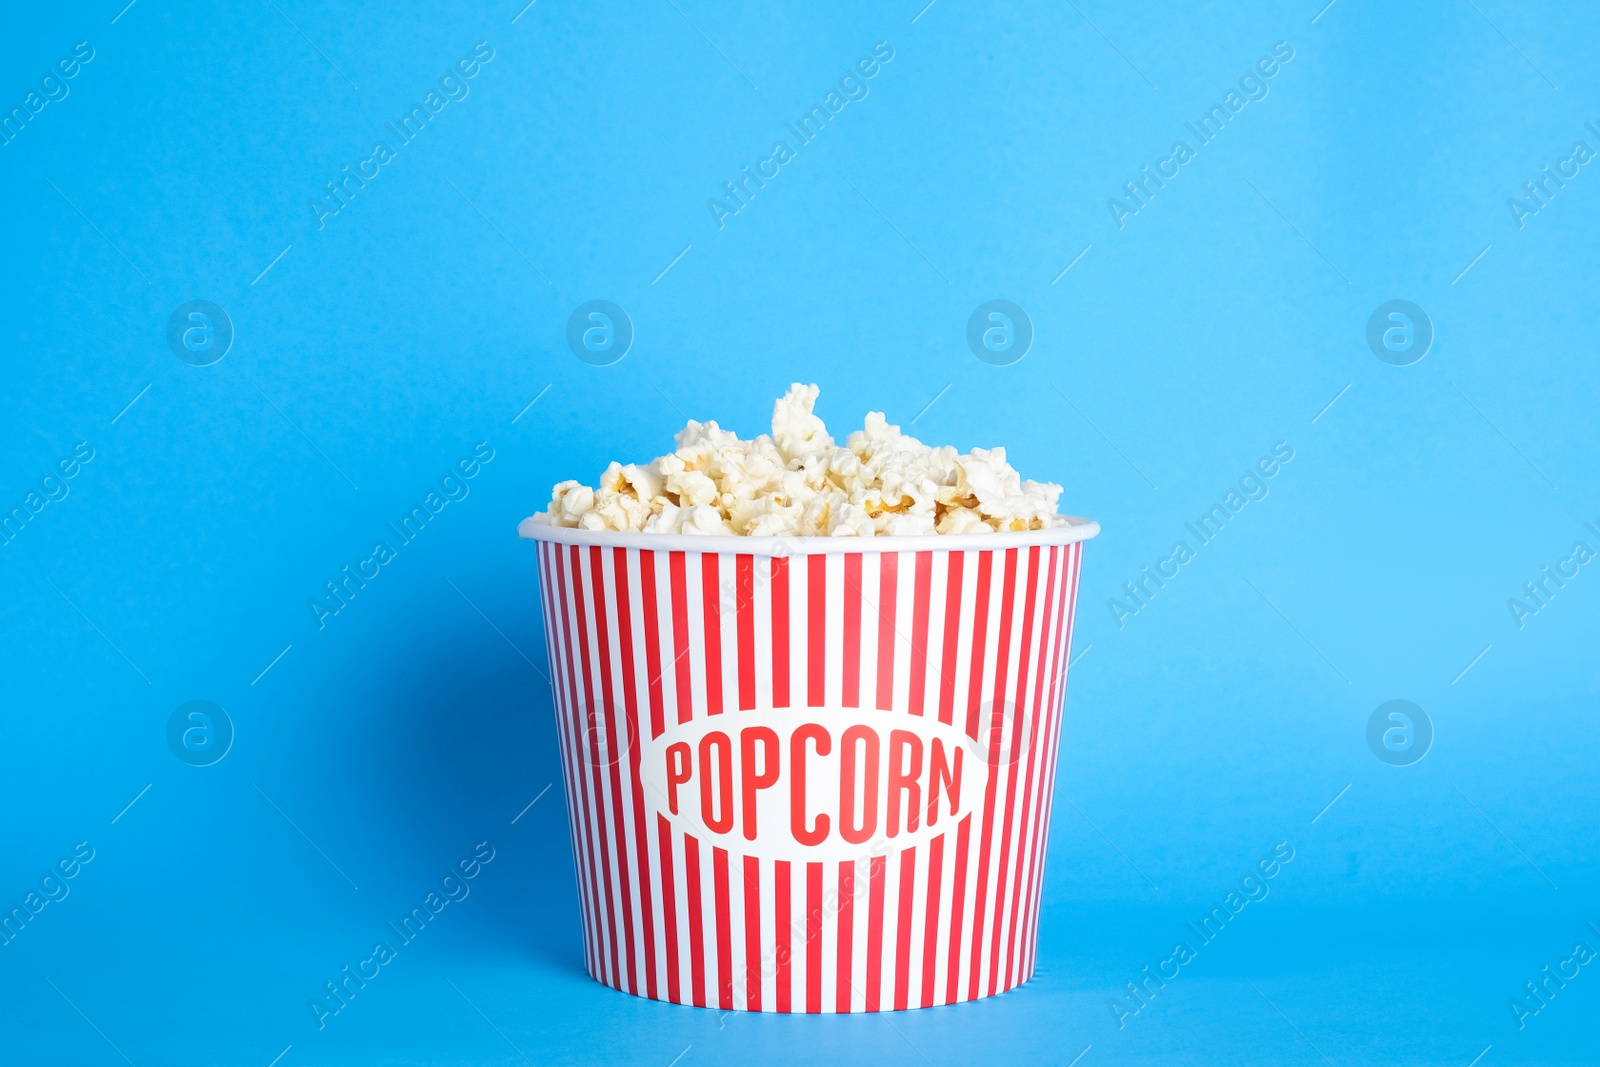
[523,520,1098,1012]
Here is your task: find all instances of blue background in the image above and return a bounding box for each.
[3,1,1597,1064]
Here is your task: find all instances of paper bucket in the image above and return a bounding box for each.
[523,519,1098,1012]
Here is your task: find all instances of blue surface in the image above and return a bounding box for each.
[3,1,1598,1064]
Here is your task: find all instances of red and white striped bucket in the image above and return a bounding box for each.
[524,520,1098,1012]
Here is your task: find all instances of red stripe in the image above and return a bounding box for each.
[771,557,790,708]
[938,552,965,725]
[736,555,756,710]
[567,545,617,986]
[875,552,898,711]
[967,547,1019,1000]
[807,555,826,706]
[965,551,994,739]
[588,549,637,991]
[702,555,724,715]
[640,550,665,740]
[547,546,600,980]
[805,559,825,1013]
[1004,545,1061,989]
[579,550,627,991]
[567,556,606,983]
[1015,548,1059,985]
[835,860,855,1013]
[684,833,706,1007]
[944,815,972,1004]
[669,552,693,724]
[919,833,944,1008]
[657,815,681,1004]
[535,542,561,684]
[1017,549,1065,983]
[774,859,792,1012]
[864,854,886,1011]
[805,861,823,1013]
[1030,547,1081,972]
[1013,547,1058,983]
[908,552,933,716]
[842,553,862,707]
[1040,548,1080,961]
[743,855,762,1011]
[892,847,916,1010]
[1022,545,1080,980]
[714,846,733,1009]
[988,546,1042,995]
[613,547,658,1000]
[1004,547,1056,991]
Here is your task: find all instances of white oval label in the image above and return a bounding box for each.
[641,707,991,863]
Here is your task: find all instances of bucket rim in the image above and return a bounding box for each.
[517,514,1099,555]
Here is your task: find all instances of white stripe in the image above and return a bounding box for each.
[686,551,710,719]
[839,544,850,703]
[790,555,810,705]
[920,551,949,715]
[890,551,917,714]
[933,793,961,1003]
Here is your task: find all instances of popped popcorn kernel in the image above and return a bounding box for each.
[526,385,1066,536]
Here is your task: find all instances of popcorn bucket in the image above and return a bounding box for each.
[524,520,1098,1012]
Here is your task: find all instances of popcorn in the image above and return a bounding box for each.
[522,384,1066,537]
